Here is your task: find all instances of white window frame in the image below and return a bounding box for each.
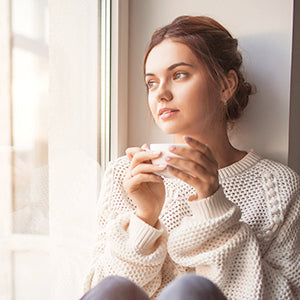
[0,0,129,299]
[110,0,129,161]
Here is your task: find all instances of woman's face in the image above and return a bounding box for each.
[145,40,222,138]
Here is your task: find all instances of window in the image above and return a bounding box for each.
[1,0,128,298]
[0,0,112,299]
[11,0,49,235]
[1,0,51,299]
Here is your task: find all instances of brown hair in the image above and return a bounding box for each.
[143,15,253,122]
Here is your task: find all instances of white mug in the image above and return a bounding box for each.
[149,143,189,179]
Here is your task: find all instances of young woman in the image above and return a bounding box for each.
[81,16,300,300]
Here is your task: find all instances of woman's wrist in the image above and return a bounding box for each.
[128,213,165,251]
[135,210,159,227]
[190,184,220,201]
[188,187,235,220]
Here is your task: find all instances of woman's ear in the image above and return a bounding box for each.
[222,70,238,103]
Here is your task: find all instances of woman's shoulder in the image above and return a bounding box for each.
[256,155,299,189]
[234,150,299,185]
[220,150,298,185]
[253,154,300,213]
[224,150,299,208]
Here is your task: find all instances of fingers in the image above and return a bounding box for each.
[126,147,143,161]
[167,163,217,187]
[183,136,218,165]
[165,152,216,177]
[130,163,167,178]
[125,144,150,161]
[125,145,165,184]
[124,173,163,194]
[165,155,213,180]
[126,144,148,160]
[167,164,219,199]
[166,165,199,185]
[165,136,219,198]
[130,149,162,170]
[166,139,218,176]
[125,158,162,179]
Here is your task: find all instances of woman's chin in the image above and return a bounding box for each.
[157,123,180,135]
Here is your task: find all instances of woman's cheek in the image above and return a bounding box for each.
[148,99,157,119]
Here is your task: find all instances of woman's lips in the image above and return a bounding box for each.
[160,110,179,120]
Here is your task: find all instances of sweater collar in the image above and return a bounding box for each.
[218,149,262,182]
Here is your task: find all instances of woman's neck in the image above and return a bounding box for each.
[173,130,247,169]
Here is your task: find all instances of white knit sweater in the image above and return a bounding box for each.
[83,150,300,300]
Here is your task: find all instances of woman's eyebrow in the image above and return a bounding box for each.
[167,62,194,71]
[145,62,194,77]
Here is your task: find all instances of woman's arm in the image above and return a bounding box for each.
[167,182,300,299]
[83,158,168,297]
[261,169,300,299]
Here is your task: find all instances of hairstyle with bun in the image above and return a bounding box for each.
[143,15,253,122]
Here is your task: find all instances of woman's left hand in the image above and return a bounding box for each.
[166,136,219,200]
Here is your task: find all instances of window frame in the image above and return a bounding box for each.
[0,0,129,299]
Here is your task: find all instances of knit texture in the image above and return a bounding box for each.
[83,150,300,300]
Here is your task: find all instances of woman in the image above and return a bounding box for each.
[81,16,299,299]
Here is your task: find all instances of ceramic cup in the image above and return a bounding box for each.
[149,143,188,179]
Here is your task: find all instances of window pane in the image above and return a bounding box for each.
[11,0,49,234]
[13,251,51,300]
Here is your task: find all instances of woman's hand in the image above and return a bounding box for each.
[166,136,219,200]
[123,145,167,227]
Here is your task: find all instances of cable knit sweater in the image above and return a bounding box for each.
[83,150,300,299]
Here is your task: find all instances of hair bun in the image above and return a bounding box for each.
[226,74,253,121]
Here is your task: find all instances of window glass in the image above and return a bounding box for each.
[11,0,49,234]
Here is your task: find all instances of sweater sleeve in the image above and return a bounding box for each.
[167,185,300,299]
[83,159,168,297]
[261,170,300,299]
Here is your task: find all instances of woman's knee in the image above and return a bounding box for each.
[157,274,226,300]
[177,274,220,292]
[80,276,149,300]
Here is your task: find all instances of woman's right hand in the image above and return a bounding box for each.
[123,145,167,227]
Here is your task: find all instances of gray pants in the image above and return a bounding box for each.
[80,274,227,300]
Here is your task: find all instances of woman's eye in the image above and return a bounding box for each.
[174,72,187,80]
[147,80,157,89]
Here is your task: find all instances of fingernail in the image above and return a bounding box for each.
[184,136,193,142]
[169,145,176,151]
[165,156,172,161]
[151,151,161,155]
[158,164,167,168]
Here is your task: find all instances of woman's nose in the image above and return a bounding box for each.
[156,83,173,102]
